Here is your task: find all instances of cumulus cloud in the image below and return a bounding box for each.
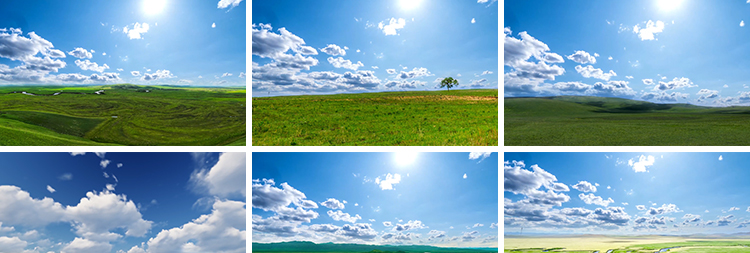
[504,160,570,195]
[327,57,364,70]
[579,193,614,207]
[46,185,56,193]
[143,199,245,252]
[634,20,665,41]
[378,18,406,36]
[393,220,427,231]
[320,44,346,56]
[647,204,682,216]
[320,198,345,210]
[191,153,246,198]
[375,173,402,190]
[327,210,361,223]
[141,69,174,81]
[566,51,597,64]
[641,91,689,102]
[123,23,150,40]
[653,77,695,91]
[62,237,113,253]
[398,67,432,79]
[628,155,655,173]
[68,48,93,59]
[571,181,597,193]
[575,65,616,81]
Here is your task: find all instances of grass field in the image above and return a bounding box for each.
[0,84,245,146]
[505,96,750,146]
[505,235,750,252]
[252,89,498,146]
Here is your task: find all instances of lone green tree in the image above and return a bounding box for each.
[439,77,459,91]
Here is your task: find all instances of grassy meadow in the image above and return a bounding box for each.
[505,96,750,146]
[0,84,245,146]
[252,89,498,146]
[505,235,750,253]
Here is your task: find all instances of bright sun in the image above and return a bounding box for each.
[399,0,422,11]
[657,0,683,11]
[143,0,167,15]
[394,152,419,167]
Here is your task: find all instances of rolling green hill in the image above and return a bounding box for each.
[253,241,498,253]
[505,96,750,146]
[0,84,245,146]
[252,89,498,146]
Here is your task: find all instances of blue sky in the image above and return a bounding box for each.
[505,152,750,235]
[252,152,498,247]
[0,0,245,86]
[0,152,245,253]
[505,0,750,106]
[252,0,498,96]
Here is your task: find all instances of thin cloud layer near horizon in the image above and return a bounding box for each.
[0,152,246,252]
[252,152,498,248]
[505,153,750,235]
[0,0,245,86]
[252,0,498,96]
[505,0,750,106]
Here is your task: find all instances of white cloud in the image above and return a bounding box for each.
[575,65,616,81]
[320,198,345,210]
[730,207,740,212]
[191,153,246,197]
[61,237,112,253]
[218,0,244,10]
[143,199,245,252]
[141,69,175,81]
[578,193,614,207]
[75,60,109,73]
[571,181,597,193]
[463,173,467,179]
[46,185,56,193]
[637,205,646,210]
[378,18,406,36]
[0,185,65,227]
[212,23,216,28]
[68,48,93,59]
[719,155,724,161]
[327,210,361,223]
[393,220,427,231]
[383,221,392,227]
[566,50,597,64]
[469,152,492,162]
[628,155,655,173]
[471,18,476,24]
[742,20,746,27]
[100,159,111,168]
[327,57,364,70]
[320,44,347,56]
[634,20,665,41]
[123,22,150,40]
[375,173,401,190]
[251,179,318,212]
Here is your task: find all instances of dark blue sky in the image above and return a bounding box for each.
[0,152,246,252]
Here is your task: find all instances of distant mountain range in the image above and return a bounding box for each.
[252,241,498,252]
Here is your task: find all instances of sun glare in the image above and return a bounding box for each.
[399,0,422,11]
[394,152,419,167]
[143,0,167,15]
[657,0,683,11]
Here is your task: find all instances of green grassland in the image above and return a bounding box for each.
[505,96,750,146]
[0,84,245,146]
[505,235,750,253]
[253,241,498,253]
[252,89,498,146]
